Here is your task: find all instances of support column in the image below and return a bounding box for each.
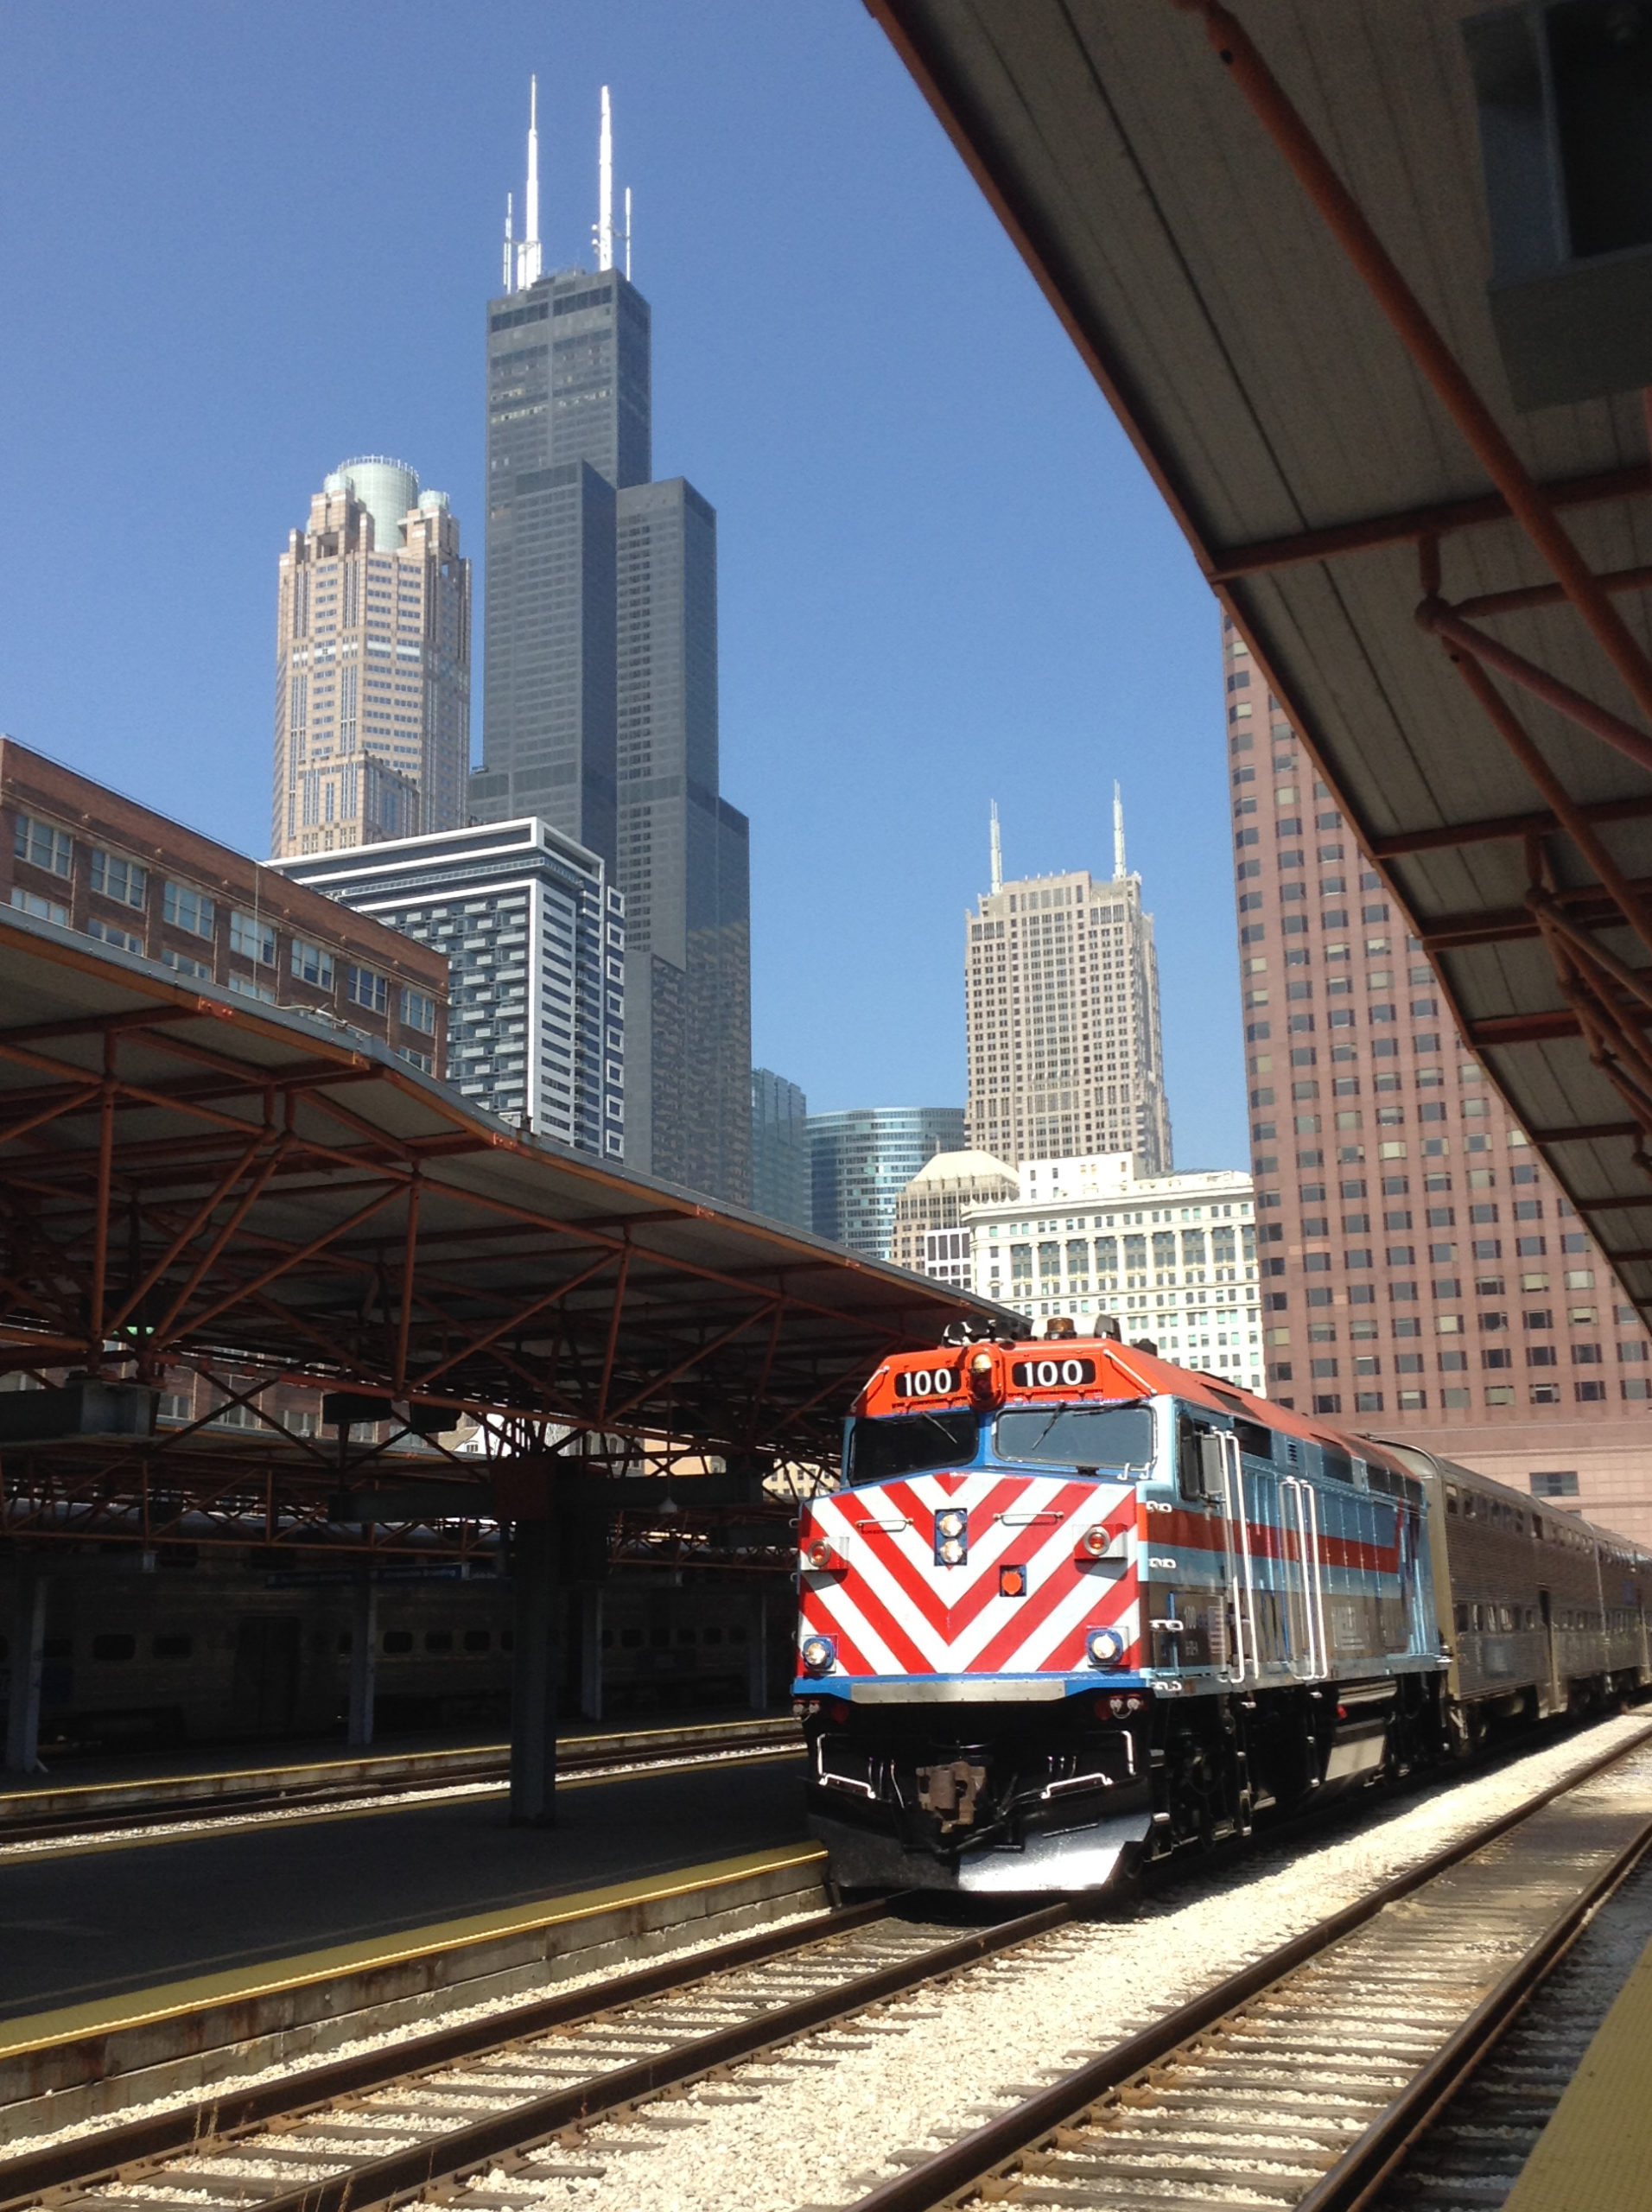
[4,1560,48,1776]
[509,1519,559,1825]
[747,1588,768,1712]
[579,1586,604,1722]
[346,1571,377,1747]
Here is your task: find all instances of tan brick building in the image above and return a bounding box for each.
[1225,614,1652,1543]
[273,458,471,858]
[3,737,448,1074]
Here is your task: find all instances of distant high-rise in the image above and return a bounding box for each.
[752,1069,810,1232]
[964,802,1172,1171]
[473,83,750,1205]
[275,817,623,1158]
[272,461,470,859]
[1226,611,1652,1540]
[809,1107,967,1262]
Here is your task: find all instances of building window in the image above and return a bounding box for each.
[13,814,71,877]
[1574,1379,1607,1402]
[230,910,276,963]
[227,973,276,1004]
[291,938,335,988]
[86,916,143,954]
[161,947,212,980]
[400,985,437,1034]
[346,964,389,1015]
[1530,1470,1579,1498]
[10,887,68,926]
[162,880,214,938]
[90,849,147,907]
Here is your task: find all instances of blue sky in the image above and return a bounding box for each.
[0,3,1242,1168]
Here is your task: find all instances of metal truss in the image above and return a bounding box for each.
[0,991,932,1548]
[1172,0,1652,1177]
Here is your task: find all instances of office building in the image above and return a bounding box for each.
[1227,612,1652,1540]
[3,737,448,1068]
[965,799,1172,1172]
[963,1153,1261,1393]
[272,459,470,858]
[473,84,750,1203]
[890,1149,1016,1282]
[809,1107,966,1261]
[275,819,624,1157]
[752,1069,810,1232]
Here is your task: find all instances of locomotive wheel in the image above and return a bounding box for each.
[1162,1716,1228,1851]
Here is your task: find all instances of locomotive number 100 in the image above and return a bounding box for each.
[1010,1357,1097,1389]
[893,1366,960,1399]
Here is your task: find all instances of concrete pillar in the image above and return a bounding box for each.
[747,1589,769,1712]
[579,1586,604,1722]
[509,1519,559,1825]
[4,1561,48,1775]
[346,1572,377,1747]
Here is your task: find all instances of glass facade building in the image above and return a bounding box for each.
[275,818,624,1158]
[473,249,749,1204]
[808,1107,967,1262]
[751,1068,810,1232]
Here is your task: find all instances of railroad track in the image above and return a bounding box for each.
[0,1719,802,1847]
[0,1896,1079,2212]
[829,1722,1652,2212]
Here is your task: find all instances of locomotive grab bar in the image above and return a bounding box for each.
[1219,1429,1257,1686]
[1281,1475,1329,1681]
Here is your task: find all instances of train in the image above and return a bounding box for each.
[792,1321,1652,1893]
[0,1560,785,1754]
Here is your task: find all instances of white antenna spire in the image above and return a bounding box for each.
[503,192,514,293]
[597,85,614,271]
[989,801,1003,896]
[624,185,632,280]
[1112,781,1128,880]
[518,75,543,288]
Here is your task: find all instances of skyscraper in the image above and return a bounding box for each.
[1226,612,1652,1541]
[272,461,470,859]
[964,800,1172,1171]
[473,83,751,1205]
[752,1069,810,1232]
[275,817,624,1157]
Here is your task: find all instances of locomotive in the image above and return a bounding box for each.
[793,1324,1652,1892]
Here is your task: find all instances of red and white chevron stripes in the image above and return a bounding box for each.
[798,1473,1140,1680]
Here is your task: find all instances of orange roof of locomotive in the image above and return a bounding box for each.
[861,1333,1408,1476]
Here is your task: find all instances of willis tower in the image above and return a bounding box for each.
[472,83,752,1206]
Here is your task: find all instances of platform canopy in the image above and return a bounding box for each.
[0,913,1011,1537]
[871,0,1652,1325]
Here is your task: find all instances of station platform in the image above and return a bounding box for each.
[1504,1929,1652,2212]
[0,1710,797,1833]
[0,1735,810,2036]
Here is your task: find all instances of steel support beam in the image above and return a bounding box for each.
[4,1560,48,1776]
[508,1518,560,1826]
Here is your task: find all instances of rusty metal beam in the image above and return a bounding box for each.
[1370,793,1652,861]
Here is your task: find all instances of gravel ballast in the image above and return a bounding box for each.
[458,1713,1652,2212]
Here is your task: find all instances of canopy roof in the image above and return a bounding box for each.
[871,0,1652,1325]
[0,912,1013,1509]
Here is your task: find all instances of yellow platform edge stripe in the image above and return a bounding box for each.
[0,1841,829,2064]
[1503,1926,1652,2212]
[0,1718,797,1810]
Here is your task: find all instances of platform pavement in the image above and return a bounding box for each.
[0,1744,808,2027]
[1503,1926,1652,2212]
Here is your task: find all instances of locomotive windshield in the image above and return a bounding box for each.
[994,1401,1154,1470]
[846,1409,978,1483]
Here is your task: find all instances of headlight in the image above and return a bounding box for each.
[799,1634,836,1675]
[1082,1525,1113,1558]
[933,1505,969,1567]
[1085,1625,1126,1669]
[937,1536,967,1566]
[937,1509,966,1538]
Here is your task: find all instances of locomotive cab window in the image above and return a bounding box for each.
[994,1401,1153,1470]
[846,1408,978,1483]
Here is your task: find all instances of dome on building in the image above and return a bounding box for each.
[899,1148,1016,1192]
